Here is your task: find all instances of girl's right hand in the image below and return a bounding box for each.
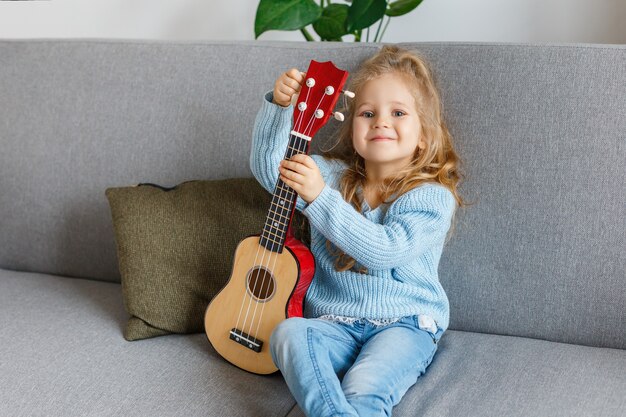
[272,68,305,107]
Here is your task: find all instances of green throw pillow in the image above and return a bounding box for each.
[105,178,310,341]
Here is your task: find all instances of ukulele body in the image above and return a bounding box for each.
[204,233,314,375]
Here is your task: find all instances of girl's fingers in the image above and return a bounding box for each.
[286,68,304,84]
[280,174,294,189]
[284,77,302,92]
[279,164,301,180]
[283,71,302,91]
[277,84,297,98]
[273,69,304,107]
[281,175,305,196]
[288,154,316,169]
[280,171,304,189]
[280,160,309,176]
[280,159,296,171]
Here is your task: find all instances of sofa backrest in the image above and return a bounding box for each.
[1,40,624,349]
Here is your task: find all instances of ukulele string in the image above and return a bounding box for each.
[243,78,312,337]
[253,91,328,340]
[238,85,312,341]
[245,151,295,337]
[245,84,315,339]
[238,160,289,340]
[237,161,292,338]
[300,93,327,147]
[234,229,265,335]
[252,133,306,340]
[245,98,310,339]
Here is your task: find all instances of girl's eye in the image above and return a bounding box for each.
[393,110,406,117]
[361,111,374,118]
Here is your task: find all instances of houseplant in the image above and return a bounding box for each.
[254,0,424,42]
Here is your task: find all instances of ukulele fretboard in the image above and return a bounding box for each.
[259,133,311,253]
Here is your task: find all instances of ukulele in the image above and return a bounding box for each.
[204,60,349,374]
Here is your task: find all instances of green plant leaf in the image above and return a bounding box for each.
[385,0,423,17]
[346,0,387,32]
[313,4,350,40]
[254,0,322,39]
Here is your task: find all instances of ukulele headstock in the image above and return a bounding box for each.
[292,60,350,140]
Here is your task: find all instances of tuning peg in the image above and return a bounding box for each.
[333,112,345,122]
[342,90,355,98]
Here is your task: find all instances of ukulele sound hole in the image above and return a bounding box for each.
[247,267,276,302]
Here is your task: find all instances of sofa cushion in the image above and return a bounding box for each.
[105,178,310,341]
[288,330,626,417]
[2,269,625,417]
[0,269,297,417]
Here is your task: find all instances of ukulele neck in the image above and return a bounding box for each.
[259,132,311,253]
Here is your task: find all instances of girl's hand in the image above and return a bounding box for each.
[273,68,305,107]
[279,154,325,204]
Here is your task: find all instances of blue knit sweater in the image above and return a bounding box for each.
[250,93,456,332]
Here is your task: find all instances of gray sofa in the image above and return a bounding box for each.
[1,39,625,417]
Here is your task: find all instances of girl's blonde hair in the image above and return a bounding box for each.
[322,45,465,272]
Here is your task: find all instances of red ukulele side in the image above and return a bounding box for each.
[204,60,349,374]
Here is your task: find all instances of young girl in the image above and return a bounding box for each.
[250,45,463,417]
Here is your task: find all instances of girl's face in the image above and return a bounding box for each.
[352,73,423,177]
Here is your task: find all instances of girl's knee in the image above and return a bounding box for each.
[270,317,308,360]
[270,317,306,352]
[271,317,307,343]
[343,368,418,414]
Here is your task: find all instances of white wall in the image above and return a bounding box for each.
[0,0,624,44]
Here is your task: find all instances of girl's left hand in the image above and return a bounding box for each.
[279,154,325,204]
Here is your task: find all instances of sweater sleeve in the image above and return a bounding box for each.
[250,91,293,195]
[303,183,457,270]
[250,91,341,212]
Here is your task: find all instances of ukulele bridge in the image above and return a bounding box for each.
[229,328,263,353]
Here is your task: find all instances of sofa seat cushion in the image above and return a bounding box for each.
[288,329,626,417]
[0,269,295,417]
[3,269,625,417]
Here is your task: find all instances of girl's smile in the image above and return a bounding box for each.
[370,135,395,141]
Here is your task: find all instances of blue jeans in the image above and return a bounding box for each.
[270,316,443,417]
